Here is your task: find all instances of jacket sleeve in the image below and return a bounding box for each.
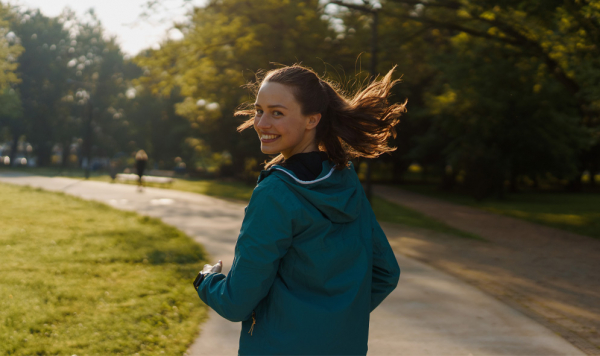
[196,180,295,322]
[370,214,401,312]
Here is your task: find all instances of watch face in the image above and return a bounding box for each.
[193,272,205,290]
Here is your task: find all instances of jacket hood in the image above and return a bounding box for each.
[257,160,362,224]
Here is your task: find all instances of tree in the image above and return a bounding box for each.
[61,9,130,166]
[384,0,600,192]
[0,88,23,165]
[135,0,340,175]
[0,3,24,165]
[0,3,21,88]
[10,9,72,166]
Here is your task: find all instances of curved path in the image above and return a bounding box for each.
[375,185,600,355]
[0,173,584,355]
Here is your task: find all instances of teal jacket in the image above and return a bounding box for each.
[197,160,400,355]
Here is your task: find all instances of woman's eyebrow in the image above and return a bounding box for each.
[253,103,288,109]
[267,104,288,109]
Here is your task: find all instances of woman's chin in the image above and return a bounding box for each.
[260,146,280,155]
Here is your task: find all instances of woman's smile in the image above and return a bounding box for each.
[259,133,281,143]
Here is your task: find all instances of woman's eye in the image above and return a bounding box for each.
[255,109,263,115]
[273,111,283,116]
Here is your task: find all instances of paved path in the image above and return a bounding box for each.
[374,185,600,355]
[0,173,585,355]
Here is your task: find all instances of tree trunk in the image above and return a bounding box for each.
[441,170,457,191]
[509,174,518,193]
[391,160,408,184]
[35,141,52,167]
[61,141,71,168]
[532,175,540,189]
[9,132,19,166]
[566,171,584,192]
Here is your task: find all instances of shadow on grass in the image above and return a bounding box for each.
[397,183,600,239]
[372,196,485,241]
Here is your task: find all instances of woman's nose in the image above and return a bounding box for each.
[255,116,271,129]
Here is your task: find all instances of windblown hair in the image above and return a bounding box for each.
[235,65,407,170]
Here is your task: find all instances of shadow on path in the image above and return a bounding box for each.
[375,185,600,354]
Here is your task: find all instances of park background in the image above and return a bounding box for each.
[1,0,599,355]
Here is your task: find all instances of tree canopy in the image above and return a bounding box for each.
[0,0,597,196]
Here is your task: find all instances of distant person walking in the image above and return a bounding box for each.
[194,65,406,355]
[135,150,148,191]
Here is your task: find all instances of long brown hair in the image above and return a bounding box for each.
[236,65,407,170]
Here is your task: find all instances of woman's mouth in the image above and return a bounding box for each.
[260,134,280,143]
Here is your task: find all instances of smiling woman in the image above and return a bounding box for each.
[195,64,407,356]
[237,65,407,170]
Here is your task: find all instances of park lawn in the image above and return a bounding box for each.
[0,167,108,179]
[0,167,255,202]
[400,184,600,239]
[99,177,255,202]
[0,183,208,356]
[371,196,484,240]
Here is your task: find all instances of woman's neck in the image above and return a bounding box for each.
[281,140,318,160]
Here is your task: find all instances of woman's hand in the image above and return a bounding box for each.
[202,260,222,274]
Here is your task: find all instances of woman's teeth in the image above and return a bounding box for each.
[261,134,279,139]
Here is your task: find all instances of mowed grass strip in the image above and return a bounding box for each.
[101,177,255,202]
[371,196,484,240]
[401,184,600,239]
[0,183,208,356]
[0,167,255,202]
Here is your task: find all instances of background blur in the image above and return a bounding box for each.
[0,0,599,198]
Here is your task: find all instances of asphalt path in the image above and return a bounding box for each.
[0,173,584,356]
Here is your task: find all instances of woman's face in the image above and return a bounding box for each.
[253,81,320,159]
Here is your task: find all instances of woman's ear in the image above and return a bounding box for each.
[306,113,321,130]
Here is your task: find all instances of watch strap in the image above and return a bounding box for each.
[193,271,206,290]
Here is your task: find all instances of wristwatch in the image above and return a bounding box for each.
[193,271,206,291]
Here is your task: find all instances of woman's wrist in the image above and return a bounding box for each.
[193,271,207,290]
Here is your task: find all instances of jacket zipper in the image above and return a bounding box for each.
[248,310,256,336]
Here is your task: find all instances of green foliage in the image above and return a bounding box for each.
[134,0,346,174]
[2,0,599,198]
[6,8,132,166]
[117,87,195,170]
[0,182,208,355]
[0,3,22,91]
[383,0,599,197]
[10,9,73,166]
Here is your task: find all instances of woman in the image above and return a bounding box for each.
[135,149,148,190]
[194,65,406,355]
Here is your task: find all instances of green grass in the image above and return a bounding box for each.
[0,166,255,202]
[0,166,108,179]
[0,183,208,355]
[371,196,484,240]
[101,177,255,202]
[400,184,600,239]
